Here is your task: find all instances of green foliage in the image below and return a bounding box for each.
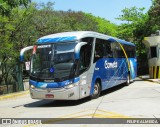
[147,0,160,33]
[85,13,117,36]
[117,7,146,23]
[0,0,31,16]
[116,6,149,55]
[117,6,148,40]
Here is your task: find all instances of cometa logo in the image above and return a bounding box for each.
[105,60,118,69]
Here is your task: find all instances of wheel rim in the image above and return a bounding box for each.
[93,83,99,95]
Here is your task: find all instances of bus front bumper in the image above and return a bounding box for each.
[30,85,80,100]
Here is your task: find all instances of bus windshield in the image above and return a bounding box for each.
[30,43,77,82]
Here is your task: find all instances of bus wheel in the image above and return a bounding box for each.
[126,74,130,86]
[90,81,101,99]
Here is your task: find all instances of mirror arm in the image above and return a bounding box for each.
[74,42,87,59]
[20,46,34,62]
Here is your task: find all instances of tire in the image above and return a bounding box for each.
[126,74,130,86]
[90,81,101,99]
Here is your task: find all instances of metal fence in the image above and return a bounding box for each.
[0,62,24,95]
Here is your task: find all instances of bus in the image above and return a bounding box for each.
[23,31,137,100]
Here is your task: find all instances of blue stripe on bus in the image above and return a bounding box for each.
[29,77,80,88]
[37,36,77,43]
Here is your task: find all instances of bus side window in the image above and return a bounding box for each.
[111,42,118,58]
[79,37,93,74]
[111,42,125,58]
[124,45,136,58]
[79,45,91,74]
[94,38,104,62]
[104,40,113,58]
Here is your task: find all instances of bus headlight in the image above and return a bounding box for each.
[64,83,78,89]
[64,84,75,89]
[30,85,36,89]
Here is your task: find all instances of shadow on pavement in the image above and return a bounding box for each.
[24,97,91,108]
[24,83,129,108]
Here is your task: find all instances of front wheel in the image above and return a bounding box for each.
[90,81,101,99]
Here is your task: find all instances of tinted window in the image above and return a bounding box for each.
[111,42,136,58]
[104,40,113,58]
[111,42,125,58]
[94,39,135,60]
[94,38,105,62]
[94,38,113,62]
[124,45,136,58]
[150,47,157,58]
[79,37,93,74]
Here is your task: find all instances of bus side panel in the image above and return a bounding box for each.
[116,58,129,84]
[79,72,94,99]
[90,58,129,96]
[90,58,117,95]
[104,58,129,88]
[78,64,96,99]
[102,58,120,89]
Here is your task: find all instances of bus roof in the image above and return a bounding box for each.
[37,31,135,46]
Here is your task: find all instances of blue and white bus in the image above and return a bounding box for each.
[22,31,137,100]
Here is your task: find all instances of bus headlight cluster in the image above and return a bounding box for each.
[64,83,78,89]
[30,84,36,89]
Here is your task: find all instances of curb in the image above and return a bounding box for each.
[138,76,160,84]
[0,90,29,101]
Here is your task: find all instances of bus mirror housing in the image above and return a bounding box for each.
[74,42,87,59]
[20,46,34,62]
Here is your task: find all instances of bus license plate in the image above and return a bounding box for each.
[45,94,54,98]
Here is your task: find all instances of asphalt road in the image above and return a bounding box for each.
[0,77,160,127]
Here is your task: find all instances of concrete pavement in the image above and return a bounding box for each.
[0,77,160,127]
[139,75,160,84]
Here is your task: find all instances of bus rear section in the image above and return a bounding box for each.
[89,38,137,99]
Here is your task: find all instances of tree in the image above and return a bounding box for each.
[85,13,117,36]
[147,0,160,33]
[117,6,149,75]
[0,0,31,16]
[0,2,33,91]
[117,6,147,40]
